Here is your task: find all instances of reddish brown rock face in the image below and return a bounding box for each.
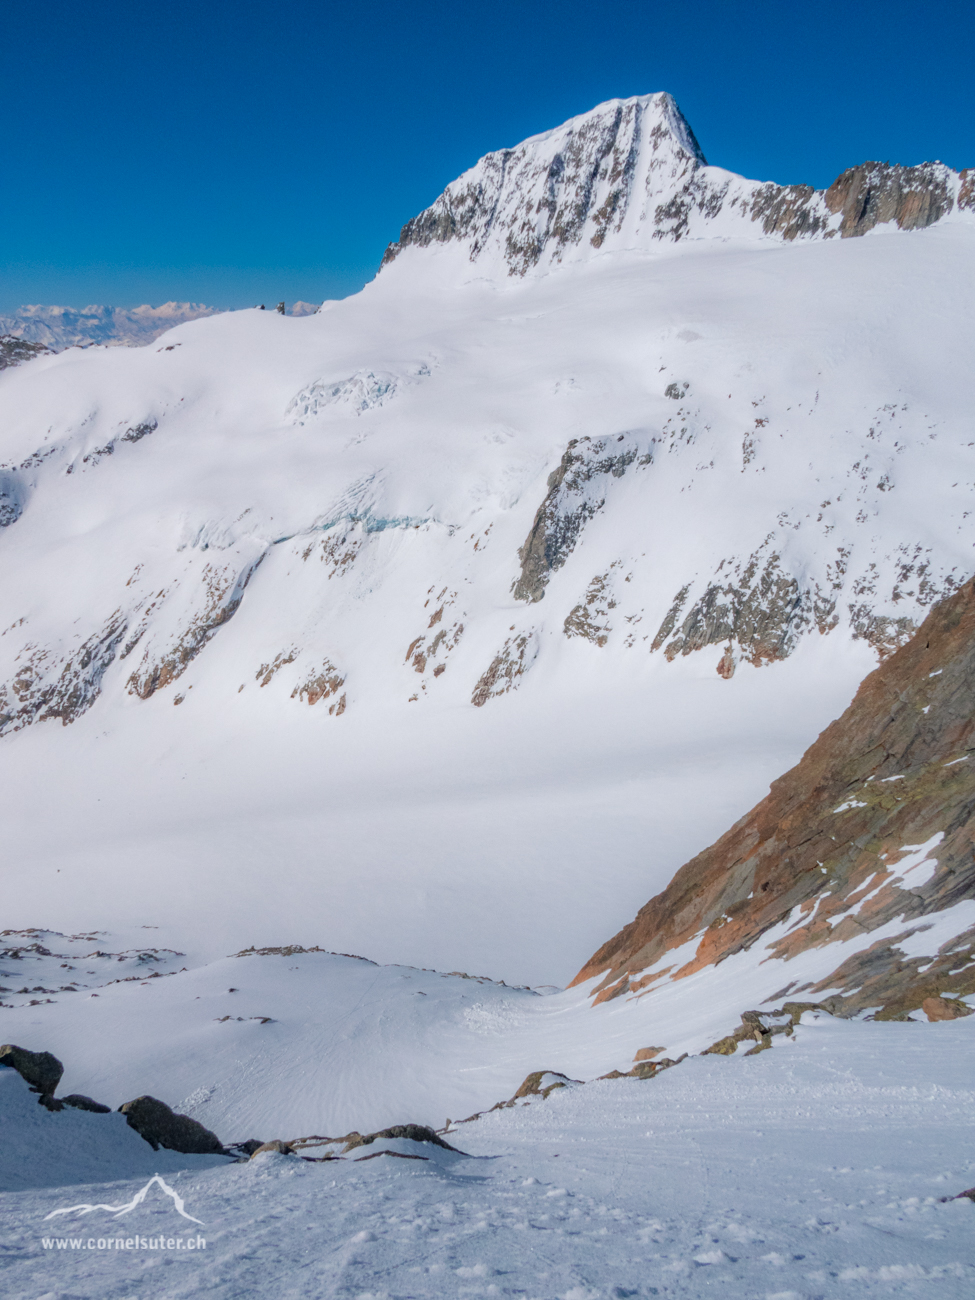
[823,162,953,236]
[921,995,973,1022]
[572,581,975,1020]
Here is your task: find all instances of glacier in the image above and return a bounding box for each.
[1,90,975,1297]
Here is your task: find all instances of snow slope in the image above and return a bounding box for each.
[3,920,974,1143]
[1,92,974,990]
[3,1013,975,1298]
[2,217,974,982]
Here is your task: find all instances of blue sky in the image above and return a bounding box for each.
[2,0,972,311]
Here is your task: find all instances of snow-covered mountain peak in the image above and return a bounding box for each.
[380,92,707,278]
[380,93,973,279]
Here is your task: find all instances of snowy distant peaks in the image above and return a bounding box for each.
[0,301,322,352]
[381,92,973,277]
[0,302,221,351]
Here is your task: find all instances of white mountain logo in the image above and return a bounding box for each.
[43,1174,204,1225]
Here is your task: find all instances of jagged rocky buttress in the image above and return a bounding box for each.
[572,581,975,1020]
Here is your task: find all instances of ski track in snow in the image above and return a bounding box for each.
[3,1016,975,1298]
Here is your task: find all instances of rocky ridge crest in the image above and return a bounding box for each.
[381,93,972,277]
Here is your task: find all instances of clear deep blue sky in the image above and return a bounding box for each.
[2,0,972,311]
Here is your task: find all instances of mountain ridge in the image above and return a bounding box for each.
[380,92,973,278]
[572,580,975,1023]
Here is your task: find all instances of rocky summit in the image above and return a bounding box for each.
[382,93,973,277]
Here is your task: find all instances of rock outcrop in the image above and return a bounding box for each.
[0,1044,63,1102]
[510,1070,578,1101]
[249,1139,294,1157]
[119,1095,226,1154]
[512,435,649,603]
[573,580,975,1019]
[341,1124,462,1154]
[0,95,971,743]
[0,335,52,371]
[61,1093,112,1113]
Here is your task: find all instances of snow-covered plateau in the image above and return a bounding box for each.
[2,92,975,1297]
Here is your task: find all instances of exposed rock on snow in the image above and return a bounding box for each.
[563,570,619,645]
[575,581,975,1018]
[61,1093,111,1113]
[381,93,972,277]
[470,630,538,706]
[0,335,52,371]
[0,1043,63,1102]
[119,1095,226,1155]
[512,434,649,603]
[124,555,266,702]
[823,162,955,237]
[290,658,345,709]
[510,1069,579,1100]
[248,1138,294,1157]
[0,470,25,527]
[655,546,810,666]
[922,994,974,1021]
[0,608,128,734]
[341,1124,462,1154]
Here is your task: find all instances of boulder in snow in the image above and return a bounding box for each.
[922,996,974,1022]
[0,1043,63,1099]
[61,1093,112,1113]
[118,1094,226,1154]
[342,1123,462,1154]
[249,1139,294,1157]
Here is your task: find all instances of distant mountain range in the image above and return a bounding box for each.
[0,300,320,353]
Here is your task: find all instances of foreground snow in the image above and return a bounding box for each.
[3,1014,974,1298]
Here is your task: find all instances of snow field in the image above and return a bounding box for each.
[2,1014,974,1298]
[2,224,974,985]
[3,925,974,1144]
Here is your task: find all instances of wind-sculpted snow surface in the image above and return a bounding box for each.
[3,1016,975,1297]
